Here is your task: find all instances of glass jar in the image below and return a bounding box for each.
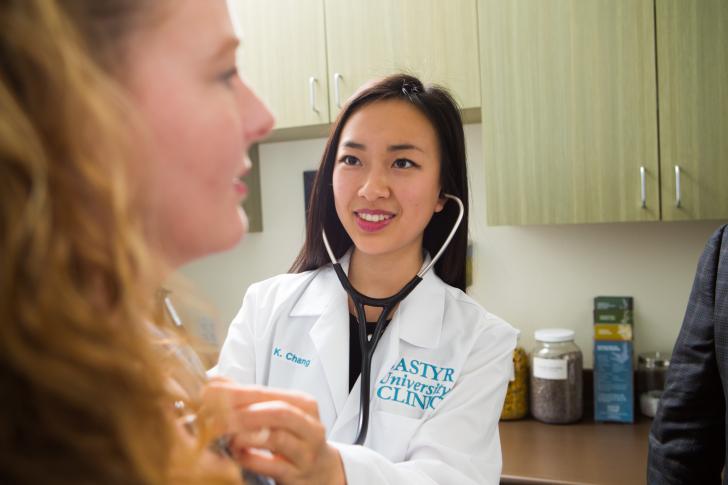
[637,352,670,393]
[637,352,670,417]
[530,329,583,424]
[500,344,529,420]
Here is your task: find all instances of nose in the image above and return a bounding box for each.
[358,164,390,201]
[239,78,275,143]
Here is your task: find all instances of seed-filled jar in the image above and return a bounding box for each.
[530,329,583,424]
[500,343,529,420]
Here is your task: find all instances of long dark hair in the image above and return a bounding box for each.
[290,74,469,291]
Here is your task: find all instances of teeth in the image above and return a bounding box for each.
[357,212,392,222]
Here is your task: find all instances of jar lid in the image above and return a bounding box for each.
[534,328,575,343]
[638,351,670,368]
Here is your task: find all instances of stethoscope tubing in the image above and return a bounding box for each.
[322,194,465,445]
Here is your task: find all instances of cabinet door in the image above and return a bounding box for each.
[324,0,480,114]
[479,0,659,225]
[657,0,728,221]
[230,0,330,129]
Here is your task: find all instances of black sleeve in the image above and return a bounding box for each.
[647,224,728,485]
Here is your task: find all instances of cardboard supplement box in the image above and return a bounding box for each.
[593,296,634,423]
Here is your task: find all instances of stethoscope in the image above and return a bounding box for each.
[161,294,275,485]
[321,193,465,445]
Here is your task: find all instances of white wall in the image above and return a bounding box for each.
[178,123,724,367]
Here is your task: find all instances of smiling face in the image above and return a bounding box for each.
[123,0,274,268]
[332,99,445,261]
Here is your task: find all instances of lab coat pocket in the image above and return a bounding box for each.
[368,410,422,462]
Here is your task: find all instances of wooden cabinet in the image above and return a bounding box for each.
[324,0,480,115]
[479,0,660,225]
[233,1,727,225]
[230,0,480,131]
[479,0,728,226]
[230,0,330,130]
[656,0,728,221]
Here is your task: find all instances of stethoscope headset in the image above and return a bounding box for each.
[321,193,464,445]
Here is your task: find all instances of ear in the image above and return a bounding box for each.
[434,192,447,213]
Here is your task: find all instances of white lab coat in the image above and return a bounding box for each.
[211,252,517,485]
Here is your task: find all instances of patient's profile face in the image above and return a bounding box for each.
[123,0,273,268]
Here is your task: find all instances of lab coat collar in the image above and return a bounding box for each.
[289,248,445,429]
[396,253,445,349]
[289,250,352,317]
[290,248,445,348]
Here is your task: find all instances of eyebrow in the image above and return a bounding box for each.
[341,140,424,153]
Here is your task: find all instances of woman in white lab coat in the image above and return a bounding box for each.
[214,74,517,484]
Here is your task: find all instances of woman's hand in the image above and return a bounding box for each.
[202,380,346,485]
[229,399,345,485]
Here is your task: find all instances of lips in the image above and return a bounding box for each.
[354,209,395,232]
[234,157,251,197]
[233,175,248,197]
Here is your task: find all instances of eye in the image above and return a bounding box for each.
[338,155,361,166]
[392,158,417,169]
[219,67,239,87]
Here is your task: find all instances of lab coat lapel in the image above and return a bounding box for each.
[330,309,402,442]
[293,255,351,417]
[396,262,445,349]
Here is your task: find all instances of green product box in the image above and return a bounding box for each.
[594,309,634,325]
[594,296,633,311]
[593,296,635,422]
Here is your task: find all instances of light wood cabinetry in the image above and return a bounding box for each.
[324,0,480,115]
[230,0,480,131]
[230,0,330,130]
[479,0,660,225]
[479,0,728,226]
[656,0,728,221]
[232,1,727,227]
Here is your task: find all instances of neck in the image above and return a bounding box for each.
[347,245,423,321]
[145,246,178,302]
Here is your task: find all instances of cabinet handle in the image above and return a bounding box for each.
[334,72,343,108]
[309,76,319,113]
[674,165,681,208]
[640,166,646,209]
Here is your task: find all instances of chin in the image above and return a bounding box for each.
[198,216,247,258]
[351,240,396,257]
[219,218,248,251]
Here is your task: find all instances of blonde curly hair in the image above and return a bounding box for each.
[0,1,239,483]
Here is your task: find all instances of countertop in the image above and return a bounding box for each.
[499,417,652,485]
